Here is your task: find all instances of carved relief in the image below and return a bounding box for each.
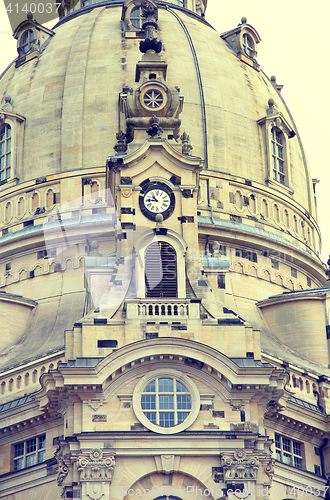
[220,449,259,481]
[54,442,69,486]
[230,399,245,411]
[77,449,115,482]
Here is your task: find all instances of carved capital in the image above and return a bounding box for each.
[220,449,259,482]
[77,449,115,482]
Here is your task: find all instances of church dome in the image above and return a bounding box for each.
[0,1,326,373]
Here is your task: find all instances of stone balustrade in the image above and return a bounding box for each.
[126,298,201,320]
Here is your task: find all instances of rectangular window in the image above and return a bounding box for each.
[236,249,257,263]
[291,267,297,278]
[271,259,279,270]
[275,433,303,470]
[13,434,46,471]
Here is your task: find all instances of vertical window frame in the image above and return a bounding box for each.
[13,434,46,471]
[0,124,12,182]
[274,433,303,470]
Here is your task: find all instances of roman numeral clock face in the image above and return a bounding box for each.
[139,183,175,221]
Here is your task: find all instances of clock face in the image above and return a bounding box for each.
[139,182,175,221]
[143,188,171,214]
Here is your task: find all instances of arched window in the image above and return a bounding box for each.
[20,30,35,54]
[145,242,177,298]
[242,33,254,57]
[130,6,144,28]
[0,125,11,181]
[271,128,285,184]
[284,209,289,227]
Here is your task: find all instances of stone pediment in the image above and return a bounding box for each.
[107,137,203,185]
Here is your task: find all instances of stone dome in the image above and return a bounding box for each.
[0,0,327,374]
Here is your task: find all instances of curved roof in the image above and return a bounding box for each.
[0,2,314,214]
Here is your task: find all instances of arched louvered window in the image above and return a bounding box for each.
[145,242,177,298]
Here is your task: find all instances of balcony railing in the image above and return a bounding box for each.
[126,298,200,320]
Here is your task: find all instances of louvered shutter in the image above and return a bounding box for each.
[145,242,177,298]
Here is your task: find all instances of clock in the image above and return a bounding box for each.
[139,182,175,221]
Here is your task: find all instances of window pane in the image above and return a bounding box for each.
[6,138,11,153]
[0,128,5,141]
[26,438,37,454]
[38,450,46,463]
[0,141,4,155]
[14,442,24,457]
[282,437,291,452]
[144,412,156,423]
[275,449,281,461]
[7,125,11,137]
[26,453,36,467]
[159,395,174,409]
[38,435,46,449]
[177,394,192,409]
[293,441,301,456]
[176,381,188,392]
[6,154,11,168]
[283,452,292,465]
[158,378,173,392]
[14,457,24,471]
[159,412,174,427]
[276,131,282,144]
[141,394,156,410]
[144,381,156,392]
[294,457,302,469]
[177,412,189,423]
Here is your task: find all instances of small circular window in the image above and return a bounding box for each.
[140,87,167,112]
[242,33,254,57]
[133,369,200,434]
[143,90,164,109]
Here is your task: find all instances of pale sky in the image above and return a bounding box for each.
[0,0,329,263]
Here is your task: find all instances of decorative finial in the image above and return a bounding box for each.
[180,131,193,155]
[267,98,276,116]
[27,12,33,20]
[147,114,163,138]
[2,95,13,112]
[139,3,162,54]
[113,131,127,154]
[241,16,247,24]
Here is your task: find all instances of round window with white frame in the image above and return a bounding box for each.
[132,369,200,434]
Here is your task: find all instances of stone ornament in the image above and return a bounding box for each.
[230,399,245,411]
[77,449,115,482]
[220,449,259,481]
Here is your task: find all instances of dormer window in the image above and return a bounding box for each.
[20,30,35,54]
[130,6,144,28]
[257,99,295,194]
[271,128,285,184]
[0,125,11,181]
[221,18,261,70]
[122,0,158,37]
[13,14,55,68]
[242,33,254,57]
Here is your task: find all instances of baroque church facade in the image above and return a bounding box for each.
[0,1,329,499]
